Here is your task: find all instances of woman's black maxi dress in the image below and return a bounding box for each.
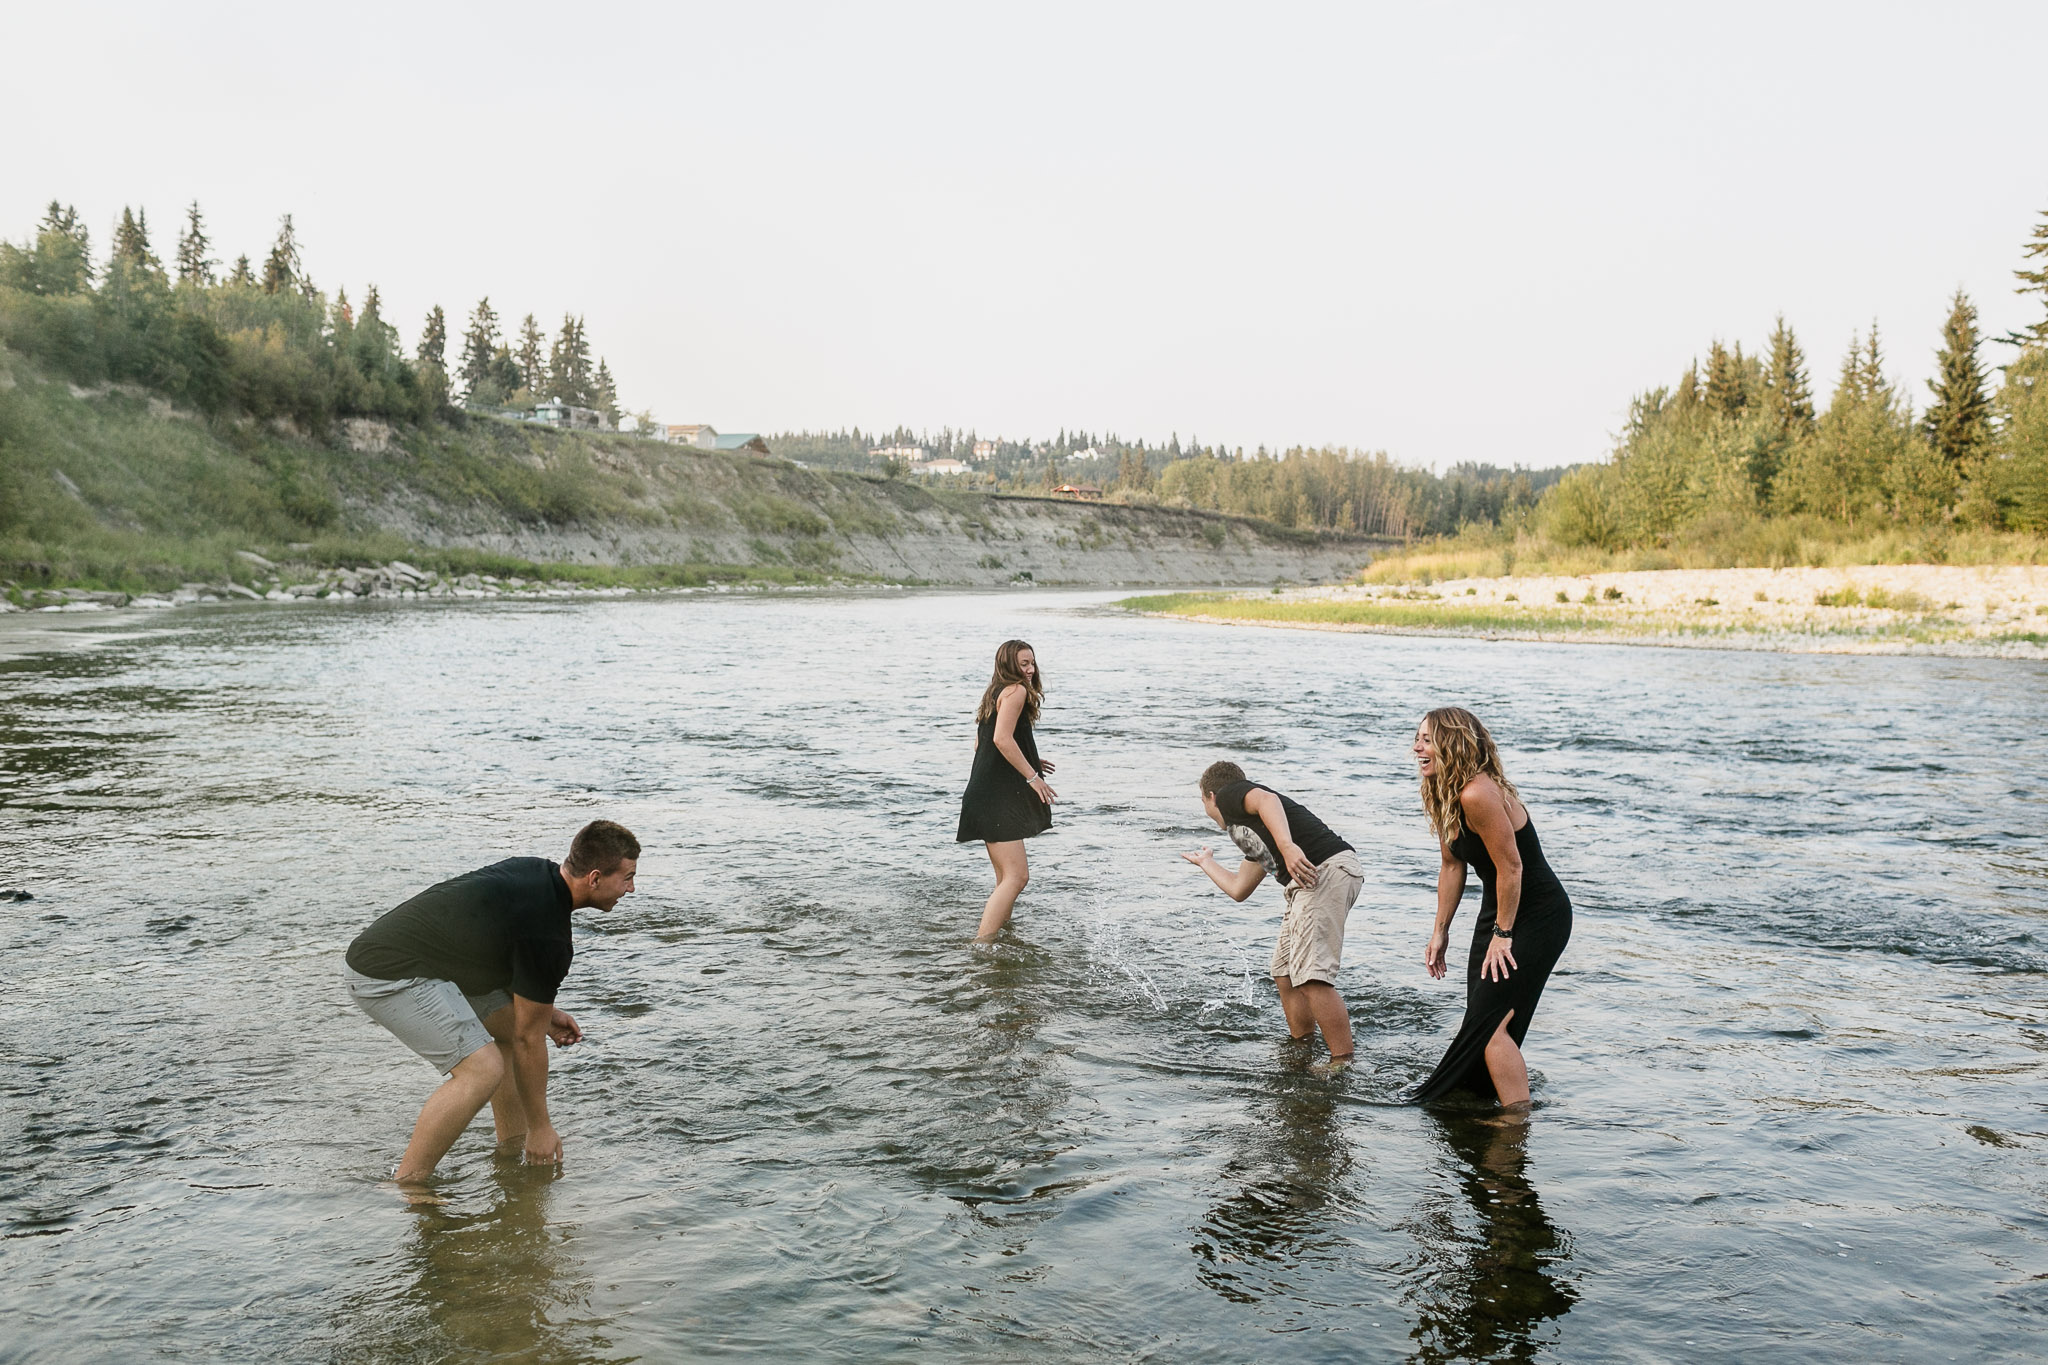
[955,712,1052,843]
[1412,815,1573,1103]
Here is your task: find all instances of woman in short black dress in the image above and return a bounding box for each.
[956,639,1056,941]
[1411,707,1573,1108]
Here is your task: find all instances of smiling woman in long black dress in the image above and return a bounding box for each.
[956,639,1056,941]
[1411,707,1573,1109]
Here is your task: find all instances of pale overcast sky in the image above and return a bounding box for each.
[6,1,2045,468]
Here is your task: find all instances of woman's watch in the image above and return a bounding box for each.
[1491,925,1514,940]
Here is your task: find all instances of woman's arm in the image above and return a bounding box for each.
[993,685,1056,803]
[1182,846,1268,902]
[1425,843,1466,979]
[1462,776,1522,982]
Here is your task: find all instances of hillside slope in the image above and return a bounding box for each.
[0,354,1381,591]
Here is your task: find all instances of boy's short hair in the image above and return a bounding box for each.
[1199,761,1246,798]
[565,819,640,875]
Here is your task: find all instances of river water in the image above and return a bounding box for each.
[2,589,2045,1362]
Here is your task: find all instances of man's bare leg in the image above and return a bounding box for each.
[395,1043,505,1183]
[1298,982,1354,1059]
[480,1006,529,1149]
[976,840,1029,941]
[1277,977,1353,1059]
[1274,975,1316,1042]
[1483,1010,1530,1108]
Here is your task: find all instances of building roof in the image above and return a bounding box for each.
[713,433,771,454]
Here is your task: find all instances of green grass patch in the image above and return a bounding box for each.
[1116,592,1619,633]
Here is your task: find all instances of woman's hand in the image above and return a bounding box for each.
[1424,928,1450,979]
[1037,758,1056,774]
[1028,774,1057,804]
[1181,845,1216,868]
[1480,933,1518,983]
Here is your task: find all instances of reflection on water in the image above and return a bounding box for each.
[1193,1057,1356,1307]
[1405,1116,1577,1364]
[332,1164,609,1365]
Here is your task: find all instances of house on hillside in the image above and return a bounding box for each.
[532,400,610,431]
[665,424,719,448]
[713,433,772,457]
[869,444,927,463]
[913,458,970,476]
[1050,483,1103,501]
[971,440,997,462]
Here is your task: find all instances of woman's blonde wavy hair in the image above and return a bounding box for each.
[976,639,1044,724]
[1418,706,1520,844]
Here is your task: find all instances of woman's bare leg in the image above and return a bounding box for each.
[977,840,1029,941]
[1483,1010,1530,1107]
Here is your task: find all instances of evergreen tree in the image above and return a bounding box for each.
[416,305,448,369]
[110,207,162,276]
[2006,207,2048,348]
[548,313,593,404]
[262,214,301,294]
[1672,361,1701,413]
[516,313,547,398]
[458,297,503,400]
[1705,341,1748,416]
[1761,315,1815,435]
[332,286,354,330]
[174,201,215,286]
[594,358,620,427]
[227,254,254,287]
[1923,289,1992,465]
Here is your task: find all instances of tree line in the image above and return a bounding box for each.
[0,202,624,431]
[1540,214,2048,544]
[770,424,1563,538]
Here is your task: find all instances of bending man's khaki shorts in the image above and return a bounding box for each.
[1270,849,1363,987]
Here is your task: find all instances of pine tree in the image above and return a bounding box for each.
[516,314,547,397]
[2006,207,2048,348]
[262,215,301,294]
[416,305,448,369]
[110,207,162,275]
[547,313,593,404]
[333,286,354,330]
[174,201,215,286]
[458,297,503,400]
[1923,289,1992,465]
[1762,315,1815,435]
[227,254,254,287]
[1705,341,1747,416]
[594,358,619,426]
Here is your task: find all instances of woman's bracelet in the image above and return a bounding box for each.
[1491,925,1514,940]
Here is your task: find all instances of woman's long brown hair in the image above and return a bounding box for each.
[1418,706,1520,844]
[976,639,1044,724]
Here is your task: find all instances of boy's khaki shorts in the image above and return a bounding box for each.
[1270,850,1363,987]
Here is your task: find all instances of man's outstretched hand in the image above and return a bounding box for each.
[548,1009,583,1047]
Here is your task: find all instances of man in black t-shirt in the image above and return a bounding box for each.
[1184,761,1364,1069]
[344,819,640,1186]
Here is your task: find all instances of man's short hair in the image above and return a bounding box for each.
[565,819,640,875]
[1199,761,1246,798]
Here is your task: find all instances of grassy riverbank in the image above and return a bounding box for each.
[1120,562,2048,656]
[0,349,1373,595]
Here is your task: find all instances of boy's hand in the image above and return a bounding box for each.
[1280,842,1318,887]
[1181,846,1214,867]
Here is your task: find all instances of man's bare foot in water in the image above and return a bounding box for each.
[387,1179,449,1207]
[1308,1053,1353,1079]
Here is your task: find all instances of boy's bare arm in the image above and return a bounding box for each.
[1244,788,1318,886]
[1182,846,1267,902]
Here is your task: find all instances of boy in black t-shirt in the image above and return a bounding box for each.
[1184,761,1364,1069]
[344,820,639,1188]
